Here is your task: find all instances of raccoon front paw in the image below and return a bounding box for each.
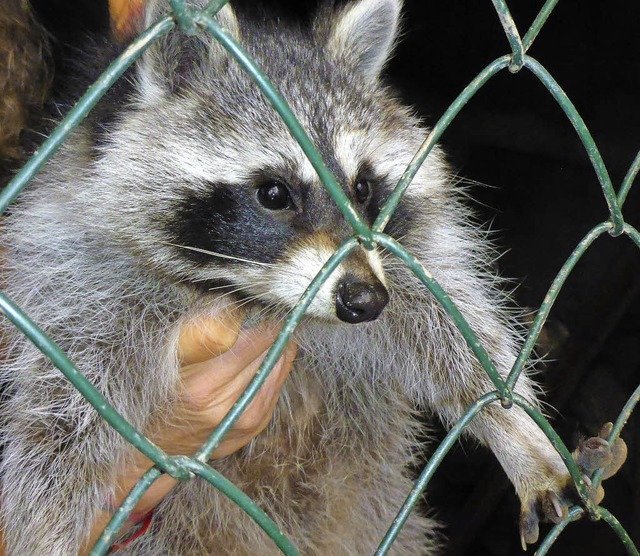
[518,422,628,550]
[572,422,627,505]
[518,488,569,550]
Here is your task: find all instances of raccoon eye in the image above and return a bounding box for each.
[355,179,371,204]
[256,181,293,210]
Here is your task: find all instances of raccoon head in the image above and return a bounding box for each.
[93,0,446,324]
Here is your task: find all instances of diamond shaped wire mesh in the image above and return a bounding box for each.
[0,1,638,554]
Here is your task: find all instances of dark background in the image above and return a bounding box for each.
[17,1,640,554]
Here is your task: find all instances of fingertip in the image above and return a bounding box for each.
[261,343,297,398]
[231,324,295,359]
[280,341,298,371]
[178,310,244,365]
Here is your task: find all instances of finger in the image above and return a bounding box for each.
[574,437,613,476]
[211,343,298,458]
[180,326,289,399]
[177,308,245,366]
[591,484,605,505]
[235,342,298,421]
[207,340,297,429]
[153,336,296,459]
[598,422,614,439]
[252,341,298,403]
[225,330,297,397]
[541,489,567,524]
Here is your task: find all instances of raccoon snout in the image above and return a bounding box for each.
[335,275,389,324]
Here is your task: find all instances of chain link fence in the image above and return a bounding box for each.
[0,0,638,554]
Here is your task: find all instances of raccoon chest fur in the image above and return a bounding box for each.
[131,357,434,555]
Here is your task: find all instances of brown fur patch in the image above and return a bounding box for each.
[0,0,51,161]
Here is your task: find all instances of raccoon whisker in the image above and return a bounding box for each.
[205,290,245,305]
[445,170,495,191]
[160,241,274,268]
[248,306,276,324]
[203,284,250,295]
[231,297,270,316]
[255,300,288,320]
[233,292,292,324]
[382,263,412,274]
[227,290,259,305]
[202,284,236,292]
[383,258,411,267]
[252,305,292,330]
[209,288,267,309]
[378,234,408,255]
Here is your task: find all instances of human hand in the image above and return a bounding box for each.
[120,308,297,509]
[157,311,298,459]
[83,309,297,552]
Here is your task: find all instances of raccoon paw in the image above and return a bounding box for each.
[518,422,627,550]
[518,488,569,550]
[572,422,628,505]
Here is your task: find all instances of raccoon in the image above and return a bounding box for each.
[0,0,617,554]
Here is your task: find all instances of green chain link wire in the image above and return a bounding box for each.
[0,0,638,554]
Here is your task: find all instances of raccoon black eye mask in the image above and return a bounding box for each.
[0,0,625,554]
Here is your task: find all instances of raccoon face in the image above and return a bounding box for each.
[97,0,446,323]
[165,162,391,324]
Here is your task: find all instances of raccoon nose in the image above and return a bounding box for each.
[335,275,389,324]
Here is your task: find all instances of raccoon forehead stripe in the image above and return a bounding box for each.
[363,129,449,199]
[290,149,318,185]
[334,129,370,181]
[166,141,272,184]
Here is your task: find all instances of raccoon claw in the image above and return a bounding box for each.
[519,489,568,550]
[519,502,540,550]
[519,423,627,550]
[546,489,566,521]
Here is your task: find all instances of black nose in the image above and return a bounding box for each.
[335,276,389,324]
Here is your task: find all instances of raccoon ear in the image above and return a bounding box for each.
[323,0,402,82]
[136,1,240,101]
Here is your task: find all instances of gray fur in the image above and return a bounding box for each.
[0,0,571,554]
